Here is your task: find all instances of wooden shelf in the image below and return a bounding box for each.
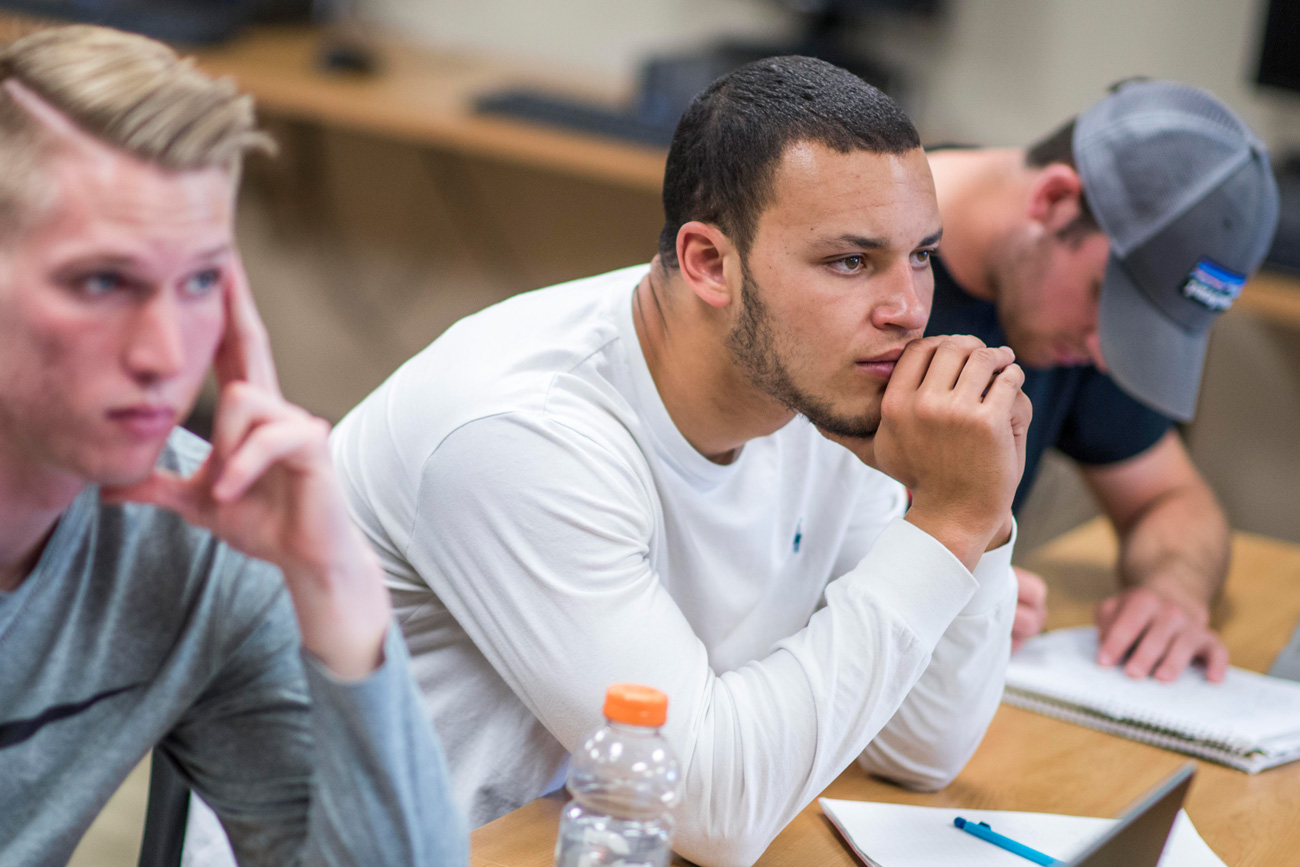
[190,26,667,194]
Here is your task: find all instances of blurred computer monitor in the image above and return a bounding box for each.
[1257,0,1300,95]
[0,0,311,44]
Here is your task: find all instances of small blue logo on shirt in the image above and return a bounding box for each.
[793,519,803,553]
[1181,258,1245,311]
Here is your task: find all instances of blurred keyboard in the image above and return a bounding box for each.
[474,89,676,148]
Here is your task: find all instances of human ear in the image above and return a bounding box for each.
[1027,164,1086,233]
[676,221,738,309]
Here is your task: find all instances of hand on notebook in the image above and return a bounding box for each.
[1012,567,1049,651]
[1095,586,1228,682]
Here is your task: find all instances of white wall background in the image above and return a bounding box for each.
[362,0,1300,154]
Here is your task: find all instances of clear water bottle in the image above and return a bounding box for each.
[554,683,682,867]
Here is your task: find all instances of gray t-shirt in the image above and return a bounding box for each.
[0,429,465,866]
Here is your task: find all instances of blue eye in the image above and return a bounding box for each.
[183,268,221,297]
[80,272,124,296]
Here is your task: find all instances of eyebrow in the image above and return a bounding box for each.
[824,228,944,250]
[54,244,234,273]
[194,243,233,261]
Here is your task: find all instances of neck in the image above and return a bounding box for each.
[632,260,794,464]
[928,147,1028,302]
[0,433,85,592]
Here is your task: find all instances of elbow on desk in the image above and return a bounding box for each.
[671,803,791,867]
[856,739,972,793]
[672,829,775,867]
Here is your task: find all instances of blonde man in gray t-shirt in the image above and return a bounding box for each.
[0,26,463,866]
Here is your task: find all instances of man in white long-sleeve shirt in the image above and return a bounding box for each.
[332,56,1030,867]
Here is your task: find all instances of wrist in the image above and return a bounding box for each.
[284,548,392,680]
[905,506,990,572]
[1134,573,1213,623]
[987,513,1014,552]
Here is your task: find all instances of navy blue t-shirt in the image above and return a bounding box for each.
[924,255,1172,513]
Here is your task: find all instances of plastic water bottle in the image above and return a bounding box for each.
[554,683,682,867]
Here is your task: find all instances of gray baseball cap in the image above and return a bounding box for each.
[1074,80,1279,421]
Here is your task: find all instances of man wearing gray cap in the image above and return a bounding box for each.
[926,79,1279,681]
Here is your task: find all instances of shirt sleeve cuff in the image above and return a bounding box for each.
[848,517,980,649]
[300,624,407,697]
[962,517,1017,616]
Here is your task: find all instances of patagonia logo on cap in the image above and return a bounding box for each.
[1181,258,1245,311]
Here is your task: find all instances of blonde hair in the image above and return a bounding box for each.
[0,24,275,242]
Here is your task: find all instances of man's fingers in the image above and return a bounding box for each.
[1152,630,1209,682]
[214,257,281,396]
[1012,602,1046,645]
[1014,567,1048,607]
[1204,640,1230,683]
[1096,593,1159,666]
[212,417,328,503]
[1123,608,1185,678]
[981,362,1027,417]
[1010,390,1033,441]
[888,336,945,394]
[1095,595,1120,633]
[918,336,991,393]
[211,380,299,466]
[953,345,1017,400]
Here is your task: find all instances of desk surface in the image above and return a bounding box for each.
[470,519,1300,867]
[189,26,668,194]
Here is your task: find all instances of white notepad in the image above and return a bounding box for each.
[1004,627,1300,772]
[819,799,1225,867]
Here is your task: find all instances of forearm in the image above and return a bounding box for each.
[176,585,465,867]
[285,532,391,681]
[1116,484,1230,608]
[297,626,466,867]
[670,520,1003,867]
[857,528,1017,789]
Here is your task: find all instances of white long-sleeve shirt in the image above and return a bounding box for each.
[330,264,1017,867]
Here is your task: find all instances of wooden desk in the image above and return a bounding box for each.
[1238,270,1300,331]
[188,26,667,194]
[470,519,1300,867]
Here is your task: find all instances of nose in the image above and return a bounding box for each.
[124,292,185,383]
[870,260,929,333]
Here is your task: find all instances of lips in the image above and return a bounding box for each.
[107,405,177,440]
[855,348,905,380]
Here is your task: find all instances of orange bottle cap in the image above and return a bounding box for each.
[603,683,668,728]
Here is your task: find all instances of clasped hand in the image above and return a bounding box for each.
[827,335,1032,571]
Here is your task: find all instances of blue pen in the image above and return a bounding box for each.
[954,816,1060,866]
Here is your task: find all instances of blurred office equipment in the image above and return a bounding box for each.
[0,0,310,44]
[1256,0,1300,271]
[475,0,941,146]
[1271,619,1300,682]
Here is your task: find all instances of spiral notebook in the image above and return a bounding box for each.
[1003,627,1300,772]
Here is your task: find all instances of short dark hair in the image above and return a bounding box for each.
[1024,117,1101,242]
[657,56,920,269]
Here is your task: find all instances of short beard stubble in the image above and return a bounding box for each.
[725,262,882,439]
